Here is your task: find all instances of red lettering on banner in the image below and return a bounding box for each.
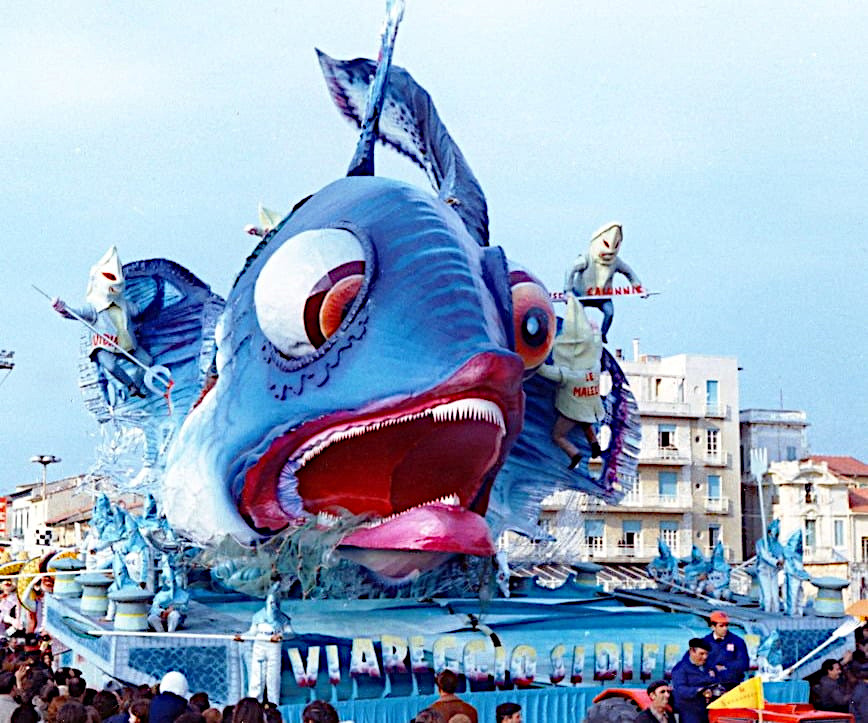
[572,386,600,398]
[91,333,120,349]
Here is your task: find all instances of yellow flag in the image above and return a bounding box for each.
[707,676,764,710]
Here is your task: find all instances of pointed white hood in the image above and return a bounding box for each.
[85,246,125,311]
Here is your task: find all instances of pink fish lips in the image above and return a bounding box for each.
[239,352,524,571]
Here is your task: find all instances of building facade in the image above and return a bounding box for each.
[739,408,810,552]
[767,456,868,606]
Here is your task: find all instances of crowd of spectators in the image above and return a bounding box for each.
[0,635,523,723]
[0,635,285,723]
[808,634,868,719]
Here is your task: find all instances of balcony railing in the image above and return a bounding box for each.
[641,446,690,465]
[563,491,693,512]
[636,399,698,417]
[705,403,727,418]
[704,452,732,468]
[803,545,850,565]
[624,493,693,510]
[704,497,730,514]
[505,538,686,563]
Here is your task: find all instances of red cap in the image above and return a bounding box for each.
[710,610,730,623]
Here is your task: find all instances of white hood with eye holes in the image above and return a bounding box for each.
[85,245,125,311]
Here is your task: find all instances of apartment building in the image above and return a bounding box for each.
[767,456,868,605]
[739,408,810,552]
[509,343,743,572]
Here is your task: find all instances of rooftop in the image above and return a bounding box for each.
[811,455,868,479]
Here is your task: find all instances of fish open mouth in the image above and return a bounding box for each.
[238,352,524,557]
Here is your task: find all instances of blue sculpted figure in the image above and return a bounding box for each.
[682,545,710,594]
[757,630,783,679]
[755,519,784,613]
[707,541,733,601]
[648,538,679,590]
[121,508,154,591]
[83,493,112,569]
[783,529,811,616]
[106,548,138,620]
[140,494,162,531]
[148,557,189,633]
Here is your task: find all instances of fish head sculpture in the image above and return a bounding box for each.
[163,176,556,579]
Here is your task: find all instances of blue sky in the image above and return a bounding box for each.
[1,1,865,491]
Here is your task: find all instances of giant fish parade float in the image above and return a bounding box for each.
[10,3,863,721]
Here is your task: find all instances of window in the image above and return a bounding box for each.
[660,521,679,550]
[862,537,868,563]
[708,525,721,548]
[707,475,721,499]
[658,424,676,449]
[805,520,816,549]
[786,445,797,461]
[834,520,844,547]
[585,519,604,552]
[706,380,718,406]
[706,428,720,457]
[804,483,815,504]
[658,471,678,499]
[621,521,641,553]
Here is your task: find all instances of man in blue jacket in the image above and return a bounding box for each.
[703,610,750,691]
[671,638,718,723]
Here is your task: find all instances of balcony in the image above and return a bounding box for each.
[704,497,731,514]
[640,446,690,465]
[564,490,693,512]
[705,403,728,419]
[636,398,700,418]
[622,492,693,511]
[704,452,732,468]
[803,545,850,565]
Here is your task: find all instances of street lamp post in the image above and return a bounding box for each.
[30,455,61,531]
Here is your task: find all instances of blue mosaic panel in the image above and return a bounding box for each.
[779,627,837,667]
[46,606,112,661]
[129,645,229,701]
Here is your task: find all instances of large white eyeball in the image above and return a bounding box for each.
[254,228,367,358]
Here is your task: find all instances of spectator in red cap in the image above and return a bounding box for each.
[703,611,749,691]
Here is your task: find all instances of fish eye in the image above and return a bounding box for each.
[254,228,367,358]
[508,269,555,372]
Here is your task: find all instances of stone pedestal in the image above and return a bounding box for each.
[51,557,86,598]
[108,588,154,631]
[573,562,603,589]
[79,573,112,617]
[811,576,849,617]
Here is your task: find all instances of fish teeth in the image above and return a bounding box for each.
[316,511,341,528]
[357,494,464,528]
[292,398,506,471]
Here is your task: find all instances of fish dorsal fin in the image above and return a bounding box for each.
[318,51,490,246]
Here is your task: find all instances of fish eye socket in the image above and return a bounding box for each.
[254,228,367,358]
[508,270,555,371]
